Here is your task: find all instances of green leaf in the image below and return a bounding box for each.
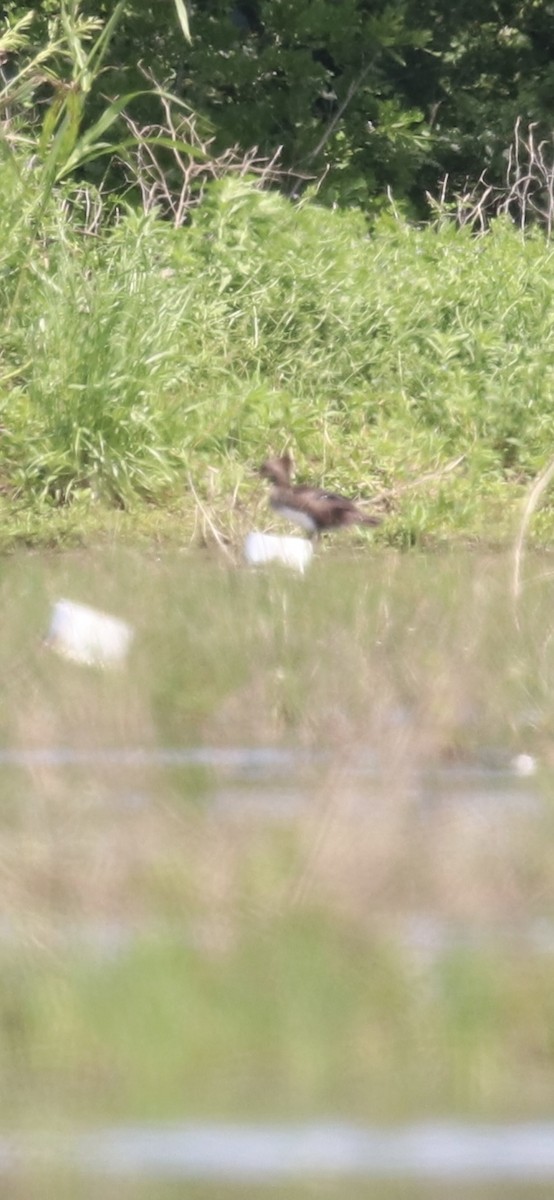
[86,0,127,73]
[57,132,206,179]
[70,90,152,152]
[39,94,66,158]
[173,0,191,44]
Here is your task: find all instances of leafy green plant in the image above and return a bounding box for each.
[2,3,554,533]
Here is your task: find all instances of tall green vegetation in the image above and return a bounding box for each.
[4,0,553,211]
[1,4,554,540]
[2,159,554,529]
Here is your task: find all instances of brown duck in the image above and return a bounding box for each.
[259,453,382,539]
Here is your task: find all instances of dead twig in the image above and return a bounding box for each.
[512,454,554,615]
[430,119,554,237]
[118,71,306,226]
[305,60,376,165]
[369,453,466,507]
[187,473,236,563]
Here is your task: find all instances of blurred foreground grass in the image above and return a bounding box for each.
[0,547,553,1127]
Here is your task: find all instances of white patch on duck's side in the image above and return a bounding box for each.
[271,503,317,535]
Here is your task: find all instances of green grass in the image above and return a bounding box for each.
[2,161,554,547]
[1,5,554,550]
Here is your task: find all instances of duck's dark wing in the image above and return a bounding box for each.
[291,486,380,530]
[293,484,349,505]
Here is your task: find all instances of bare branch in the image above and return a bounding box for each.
[116,77,304,226]
[431,121,554,238]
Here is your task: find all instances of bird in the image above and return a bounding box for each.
[259,452,382,539]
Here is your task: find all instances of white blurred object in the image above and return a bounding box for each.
[511,753,537,777]
[244,532,313,573]
[46,599,133,667]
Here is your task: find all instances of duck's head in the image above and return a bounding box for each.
[259,452,294,486]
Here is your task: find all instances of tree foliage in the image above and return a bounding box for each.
[3,0,554,210]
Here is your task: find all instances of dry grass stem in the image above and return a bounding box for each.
[512,454,554,610]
